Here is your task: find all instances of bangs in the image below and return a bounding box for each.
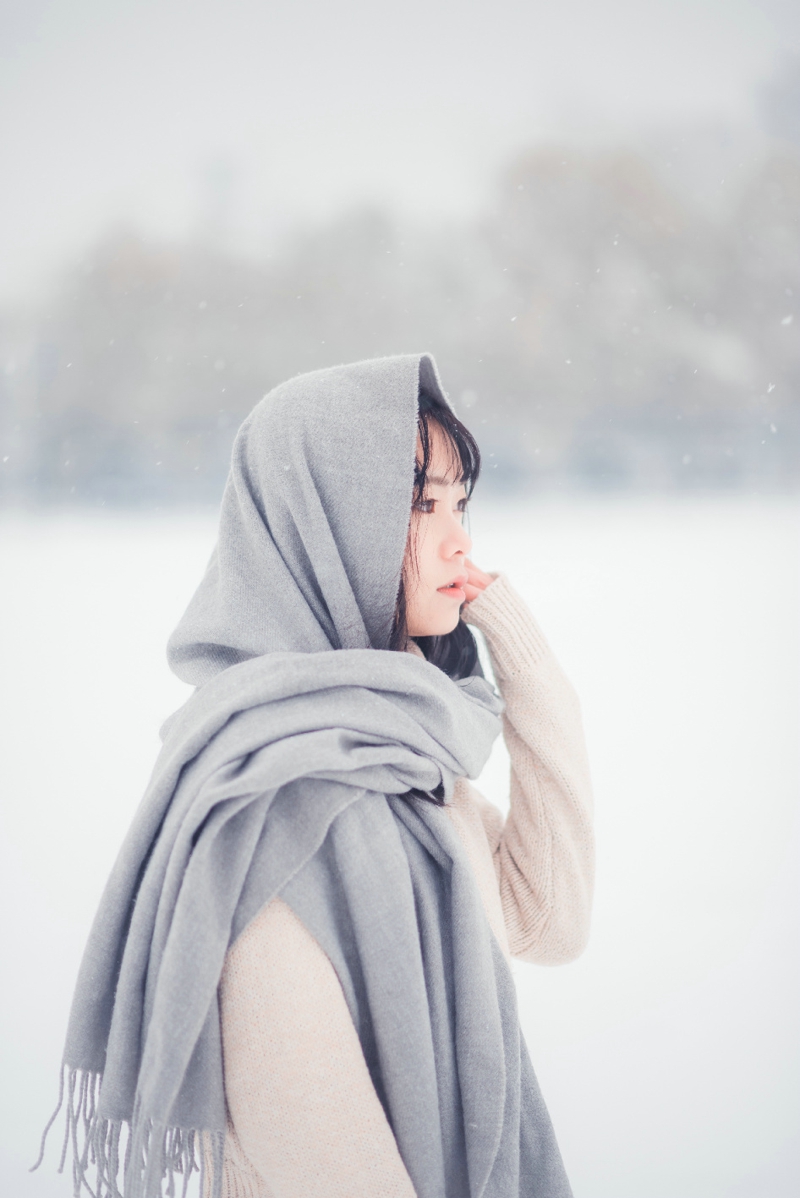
[415,391,481,501]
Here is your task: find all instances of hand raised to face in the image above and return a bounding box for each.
[463,559,494,605]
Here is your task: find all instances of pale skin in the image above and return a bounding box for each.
[403,421,494,638]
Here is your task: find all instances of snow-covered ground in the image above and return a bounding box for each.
[2,496,798,1197]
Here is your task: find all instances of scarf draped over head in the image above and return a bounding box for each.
[41,354,572,1198]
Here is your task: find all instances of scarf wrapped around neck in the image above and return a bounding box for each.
[39,354,572,1198]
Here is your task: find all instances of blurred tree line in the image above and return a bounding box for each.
[1,138,798,504]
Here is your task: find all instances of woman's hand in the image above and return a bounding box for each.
[463,559,494,604]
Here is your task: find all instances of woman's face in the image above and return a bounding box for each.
[403,420,473,638]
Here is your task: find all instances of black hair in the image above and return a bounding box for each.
[391,390,482,804]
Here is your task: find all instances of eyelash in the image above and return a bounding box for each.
[413,498,468,515]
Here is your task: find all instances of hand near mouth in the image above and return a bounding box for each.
[463,559,494,604]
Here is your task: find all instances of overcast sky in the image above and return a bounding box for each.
[1,0,798,300]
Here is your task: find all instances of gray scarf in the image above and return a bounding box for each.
[38,354,572,1198]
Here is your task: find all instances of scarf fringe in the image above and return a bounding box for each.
[32,1066,225,1198]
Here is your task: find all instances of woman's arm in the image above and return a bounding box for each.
[220,897,417,1198]
[463,572,594,964]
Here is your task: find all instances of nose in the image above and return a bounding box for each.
[444,514,472,559]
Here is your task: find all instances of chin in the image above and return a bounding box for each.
[422,612,461,638]
[408,599,462,639]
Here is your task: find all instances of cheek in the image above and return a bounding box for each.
[413,530,441,593]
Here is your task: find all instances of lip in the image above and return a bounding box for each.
[437,574,468,602]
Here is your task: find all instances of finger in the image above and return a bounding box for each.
[464,560,493,589]
[464,557,490,576]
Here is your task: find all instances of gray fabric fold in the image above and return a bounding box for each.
[43,353,572,1198]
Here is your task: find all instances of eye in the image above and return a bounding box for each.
[413,498,435,514]
[457,498,469,513]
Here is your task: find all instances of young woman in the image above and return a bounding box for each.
[43,353,593,1198]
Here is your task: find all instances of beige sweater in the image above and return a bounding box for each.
[213,575,594,1198]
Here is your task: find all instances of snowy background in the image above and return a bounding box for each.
[3,1,800,502]
[2,496,798,1198]
[2,1,800,1194]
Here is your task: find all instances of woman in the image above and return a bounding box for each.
[42,353,593,1198]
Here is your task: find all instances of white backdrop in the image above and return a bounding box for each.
[1,495,798,1197]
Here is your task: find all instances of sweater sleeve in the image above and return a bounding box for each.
[462,574,595,964]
